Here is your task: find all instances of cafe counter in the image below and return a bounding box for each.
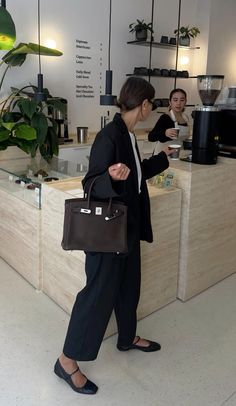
[0,148,235,334]
[169,156,236,301]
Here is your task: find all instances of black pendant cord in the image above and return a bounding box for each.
[174,0,182,89]
[148,0,154,83]
[108,0,111,71]
[100,0,116,105]
[35,0,46,101]
[38,0,42,76]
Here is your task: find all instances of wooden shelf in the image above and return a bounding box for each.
[127,40,200,50]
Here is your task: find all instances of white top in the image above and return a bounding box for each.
[129,132,142,193]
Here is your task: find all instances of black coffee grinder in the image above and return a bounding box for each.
[52,98,73,144]
[192,75,224,164]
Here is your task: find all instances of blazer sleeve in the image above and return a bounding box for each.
[141,151,169,180]
[148,114,174,143]
[82,131,125,199]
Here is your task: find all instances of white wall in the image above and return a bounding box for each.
[1,0,234,133]
[3,0,159,132]
[207,0,236,89]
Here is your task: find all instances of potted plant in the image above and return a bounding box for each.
[129,19,153,41]
[174,26,200,46]
[0,42,64,162]
[0,85,66,162]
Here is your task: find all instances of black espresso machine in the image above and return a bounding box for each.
[218,86,236,158]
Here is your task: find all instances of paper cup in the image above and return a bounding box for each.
[168,144,181,160]
[171,127,180,139]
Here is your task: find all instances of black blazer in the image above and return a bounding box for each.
[82,113,169,248]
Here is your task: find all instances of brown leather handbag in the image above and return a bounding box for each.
[61,176,128,253]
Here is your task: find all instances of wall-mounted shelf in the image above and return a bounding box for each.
[126,0,200,102]
[126,73,197,78]
[127,40,200,51]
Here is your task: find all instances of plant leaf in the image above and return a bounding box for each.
[18,99,38,119]
[1,122,15,131]
[0,128,11,141]
[39,142,52,163]
[2,42,62,66]
[2,51,27,66]
[11,138,32,154]
[48,126,59,156]
[11,42,63,56]
[14,124,37,140]
[0,7,16,51]
[2,111,22,122]
[31,112,48,146]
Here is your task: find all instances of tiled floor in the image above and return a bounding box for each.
[0,257,236,406]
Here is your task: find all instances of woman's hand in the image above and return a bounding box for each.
[162,146,175,156]
[108,163,130,181]
[165,128,178,139]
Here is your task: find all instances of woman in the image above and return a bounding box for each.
[148,88,190,153]
[54,77,173,395]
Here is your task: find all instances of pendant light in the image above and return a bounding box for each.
[100,0,116,106]
[34,0,46,102]
[0,0,16,50]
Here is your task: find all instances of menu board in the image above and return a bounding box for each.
[75,39,103,99]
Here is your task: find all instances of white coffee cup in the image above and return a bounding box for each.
[168,144,181,160]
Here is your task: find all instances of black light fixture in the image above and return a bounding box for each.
[100,0,117,106]
[34,0,46,102]
[0,0,16,50]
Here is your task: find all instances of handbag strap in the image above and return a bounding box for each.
[85,175,112,212]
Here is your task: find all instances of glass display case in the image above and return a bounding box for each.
[0,156,88,209]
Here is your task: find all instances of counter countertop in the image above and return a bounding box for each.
[169,155,236,173]
[60,128,150,148]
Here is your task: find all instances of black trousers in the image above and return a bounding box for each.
[63,241,141,361]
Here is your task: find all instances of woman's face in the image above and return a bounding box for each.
[170,91,186,113]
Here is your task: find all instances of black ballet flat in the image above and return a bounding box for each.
[54,358,98,395]
[117,336,161,353]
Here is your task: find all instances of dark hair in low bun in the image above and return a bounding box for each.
[117,77,155,112]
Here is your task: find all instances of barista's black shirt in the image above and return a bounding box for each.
[148,113,187,143]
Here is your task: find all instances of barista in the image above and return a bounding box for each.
[148,88,190,153]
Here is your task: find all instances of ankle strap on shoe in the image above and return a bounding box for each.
[133,336,140,345]
[69,367,80,377]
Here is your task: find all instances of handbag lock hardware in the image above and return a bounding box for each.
[80,208,91,214]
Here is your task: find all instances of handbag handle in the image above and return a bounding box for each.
[84,175,113,213]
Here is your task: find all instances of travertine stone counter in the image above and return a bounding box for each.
[42,179,181,337]
[0,186,41,288]
[169,157,236,301]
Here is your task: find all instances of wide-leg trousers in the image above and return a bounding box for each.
[63,241,141,361]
